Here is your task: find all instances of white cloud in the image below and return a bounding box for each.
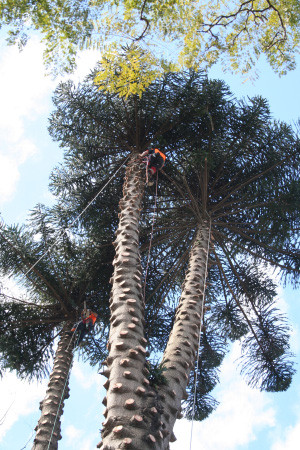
[173,343,275,450]
[65,424,84,446]
[0,137,37,203]
[0,154,20,204]
[0,38,55,206]
[72,432,100,450]
[0,39,54,122]
[70,49,100,84]
[72,360,102,391]
[0,39,100,207]
[271,421,300,450]
[0,372,47,443]
[0,275,26,299]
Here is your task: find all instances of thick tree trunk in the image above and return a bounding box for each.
[100,154,165,450]
[160,220,211,448]
[100,159,211,449]
[32,322,74,450]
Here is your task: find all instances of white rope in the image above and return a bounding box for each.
[189,218,212,450]
[23,155,130,278]
[66,321,80,351]
[46,329,80,450]
[143,170,159,300]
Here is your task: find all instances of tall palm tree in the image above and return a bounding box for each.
[139,79,299,442]
[0,203,114,449]
[48,72,299,449]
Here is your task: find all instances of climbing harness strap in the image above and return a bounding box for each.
[189,219,212,450]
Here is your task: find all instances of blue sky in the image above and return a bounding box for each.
[0,36,299,450]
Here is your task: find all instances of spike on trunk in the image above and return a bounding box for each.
[102,155,162,449]
[159,221,211,446]
[32,323,74,450]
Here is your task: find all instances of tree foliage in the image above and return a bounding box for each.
[0,203,114,378]
[47,71,298,425]
[1,0,300,82]
[152,76,299,393]
[0,0,93,75]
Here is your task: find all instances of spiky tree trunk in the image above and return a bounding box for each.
[160,219,211,448]
[100,194,211,449]
[100,154,156,449]
[32,322,74,450]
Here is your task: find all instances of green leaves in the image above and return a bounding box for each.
[94,44,170,98]
[0,202,114,378]
[0,299,55,379]
[2,0,300,91]
[239,302,295,392]
[13,69,297,415]
[0,0,94,75]
[146,360,168,389]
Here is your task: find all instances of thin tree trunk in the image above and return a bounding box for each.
[32,322,74,450]
[159,219,211,448]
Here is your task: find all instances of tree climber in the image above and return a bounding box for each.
[68,309,98,345]
[141,148,166,185]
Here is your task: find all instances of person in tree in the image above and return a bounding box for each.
[69,309,98,345]
[141,148,166,184]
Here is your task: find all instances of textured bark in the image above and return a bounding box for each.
[99,161,211,449]
[160,220,211,449]
[32,322,74,450]
[100,155,165,450]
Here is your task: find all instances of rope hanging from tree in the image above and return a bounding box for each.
[20,155,131,279]
[143,170,159,300]
[46,329,80,450]
[189,218,212,450]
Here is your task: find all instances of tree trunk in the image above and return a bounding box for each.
[160,219,211,448]
[100,154,163,449]
[32,322,74,450]
[100,159,211,449]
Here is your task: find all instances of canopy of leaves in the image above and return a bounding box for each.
[0,204,113,378]
[48,71,298,415]
[153,76,299,392]
[1,1,300,83]
[0,298,56,379]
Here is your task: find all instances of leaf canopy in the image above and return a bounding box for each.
[47,70,298,415]
[0,203,115,378]
[1,0,300,85]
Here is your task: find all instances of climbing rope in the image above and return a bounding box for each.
[18,324,84,449]
[66,321,80,351]
[46,329,80,450]
[23,155,130,278]
[143,170,159,300]
[189,218,212,450]
[145,154,150,184]
[19,430,35,450]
